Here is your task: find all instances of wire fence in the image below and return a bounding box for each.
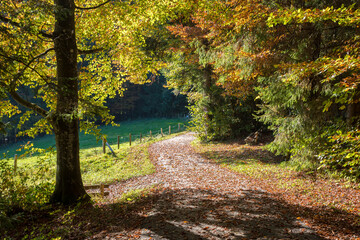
[10,123,189,171]
[101,123,188,154]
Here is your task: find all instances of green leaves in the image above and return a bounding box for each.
[319,128,360,180]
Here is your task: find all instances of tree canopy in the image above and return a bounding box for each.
[160,0,360,179]
[1,0,360,205]
[0,0,181,204]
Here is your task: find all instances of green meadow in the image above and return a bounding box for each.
[0,118,188,185]
[1,118,187,159]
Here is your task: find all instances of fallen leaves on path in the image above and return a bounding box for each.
[4,133,359,239]
[194,137,360,240]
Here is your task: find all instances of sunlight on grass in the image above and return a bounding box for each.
[0,117,188,158]
[116,186,154,204]
[193,139,360,216]
[5,120,188,192]
[10,135,169,186]
[81,141,155,185]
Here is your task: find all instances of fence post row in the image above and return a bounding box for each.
[101,123,185,153]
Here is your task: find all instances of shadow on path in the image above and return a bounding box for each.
[76,188,330,239]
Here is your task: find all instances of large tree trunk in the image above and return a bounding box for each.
[49,0,89,204]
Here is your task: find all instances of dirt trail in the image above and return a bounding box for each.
[107,133,324,239]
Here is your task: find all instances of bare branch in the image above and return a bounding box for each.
[78,48,104,55]
[75,0,112,10]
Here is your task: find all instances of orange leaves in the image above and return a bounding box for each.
[167,24,206,43]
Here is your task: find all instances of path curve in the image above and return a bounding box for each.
[107,133,323,240]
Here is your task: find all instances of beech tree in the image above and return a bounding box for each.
[0,0,177,204]
[176,0,360,178]
[154,0,360,178]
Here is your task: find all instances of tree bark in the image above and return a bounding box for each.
[346,92,360,126]
[49,0,89,204]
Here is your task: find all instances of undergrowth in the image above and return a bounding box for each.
[0,128,185,236]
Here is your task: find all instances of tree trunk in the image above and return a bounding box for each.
[346,95,360,126]
[202,64,213,139]
[49,0,89,204]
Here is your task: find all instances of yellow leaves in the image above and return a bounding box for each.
[267,5,360,28]
[0,100,21,118]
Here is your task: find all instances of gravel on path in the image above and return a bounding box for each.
[103,133,324,240]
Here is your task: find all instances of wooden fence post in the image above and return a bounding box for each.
[150,130,152,139]
[102,138,106,154]
[161,128,163,137]
[117,136,120,149]
[100,183,104,197]
[14,154,17,173]
[129,133,132,146]
[140,133,142,143]
[178,123,181,132]
[169,125,171,135]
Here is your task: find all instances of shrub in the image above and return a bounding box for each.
[0,151,54,230]
[319,128,360,181]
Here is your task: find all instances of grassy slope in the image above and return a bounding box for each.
[1,118,188,185]
[1,128,186,239]
[0,118,187,158]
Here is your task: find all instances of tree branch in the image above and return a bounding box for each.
[8,88,48,117]
[78,48,104,55]
[0,15,53,39]
[0,48,55,81]
[0,49,58,90]
[28,48,55,65]
[75,0,112,10]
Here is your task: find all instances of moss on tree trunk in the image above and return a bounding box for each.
[49,0,89,204]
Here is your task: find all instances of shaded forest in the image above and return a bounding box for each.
[106,76,188,121]
[0,76,188,146]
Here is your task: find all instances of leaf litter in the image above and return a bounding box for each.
[4,133,360,239]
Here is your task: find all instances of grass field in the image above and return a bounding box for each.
[0,118,188,185]
[0,118,188,159]
[0,117,188,227]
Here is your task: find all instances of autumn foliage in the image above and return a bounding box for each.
[162,0,360,179]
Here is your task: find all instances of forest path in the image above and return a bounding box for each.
[106,133,323,239]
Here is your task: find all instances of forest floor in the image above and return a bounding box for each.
[5,132,360,239]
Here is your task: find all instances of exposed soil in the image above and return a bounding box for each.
[101,133,325,239]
